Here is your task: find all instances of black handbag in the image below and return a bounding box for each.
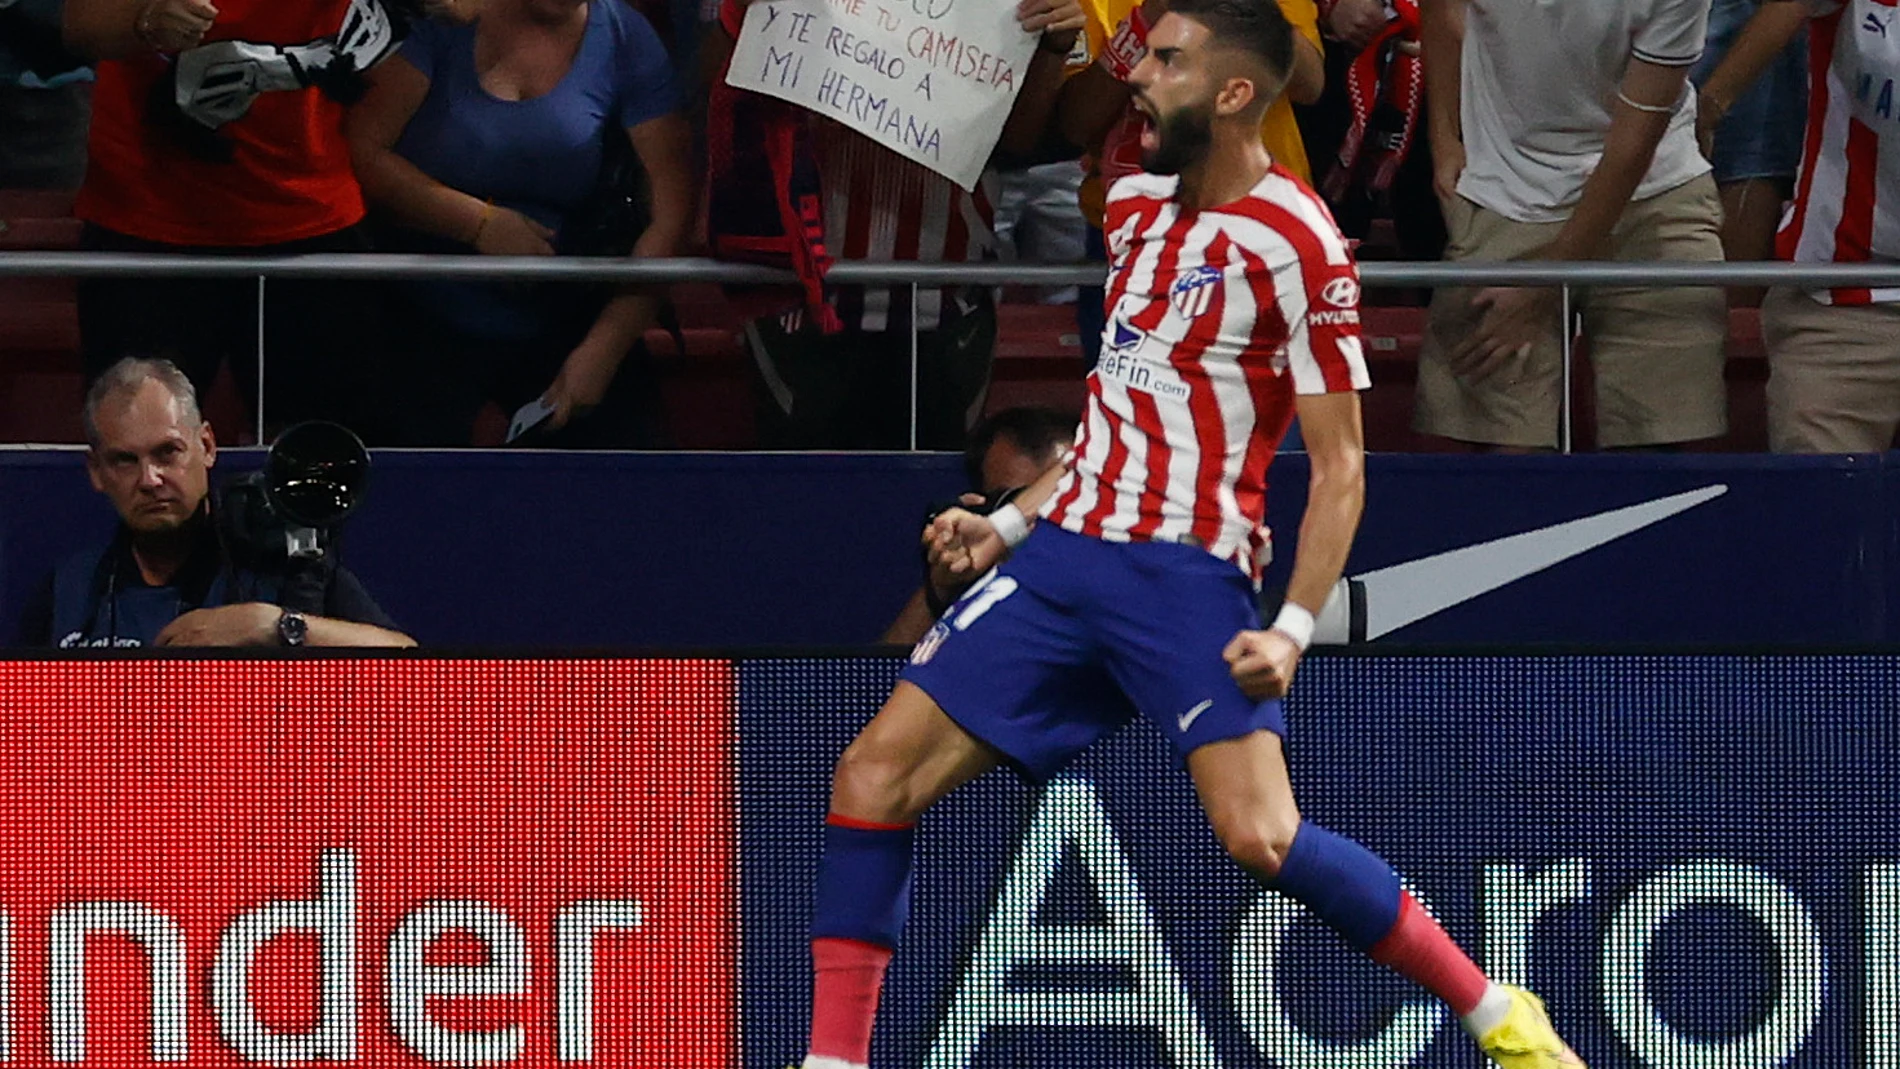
[559,119,653,258]
[555,118,687,354]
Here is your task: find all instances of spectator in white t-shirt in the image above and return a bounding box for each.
[1761,0,1900,453]
[1416,0,1728,451]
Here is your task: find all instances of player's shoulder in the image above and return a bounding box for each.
[1106,171,1179,206]
[1212,166,1354,263]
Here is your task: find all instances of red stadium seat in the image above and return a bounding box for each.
[0,190,86,442]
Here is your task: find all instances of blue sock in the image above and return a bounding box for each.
[812,816,915,947]
[1271,821,1403,951]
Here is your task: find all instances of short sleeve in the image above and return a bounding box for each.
[1632,0,1711,67]
[325,568,403,633]
[1276,0,1323,54]
[1075,0,1120,69]
[396,15,451,82]
[609,1,681,128]
[1237,189,1370,396]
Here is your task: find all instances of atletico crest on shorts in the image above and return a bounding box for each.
[1170,265,1221,318]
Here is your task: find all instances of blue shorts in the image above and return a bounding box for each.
[901,525,1286,779]
[1694,0,1808,184]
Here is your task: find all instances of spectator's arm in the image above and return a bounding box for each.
[1695,1,1807,156]
[542,114,696,431]
[345,54,490,246]
[1053,64,1133,155]
[998,39,1081,163]
[882,589,941,645]
[1539,57,1693,261]
[1285,35,1324,105]
[306,569,415,646]
[1447,57,1699,378]
[997,0,1087,163]
[301,615,417,648]
[1281,0,1325,105]
[64,0,216,60]
[1418,0,1465,200]
[153,602,416,647]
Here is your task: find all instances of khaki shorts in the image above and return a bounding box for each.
[1414,175,1728,449]
[1763,287,1900,453]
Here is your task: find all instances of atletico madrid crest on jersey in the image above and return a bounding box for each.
[1171,265,1222,318]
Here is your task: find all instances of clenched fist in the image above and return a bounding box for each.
[1223,628,1303,699]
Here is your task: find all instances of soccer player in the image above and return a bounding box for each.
[797,0,1586,1067]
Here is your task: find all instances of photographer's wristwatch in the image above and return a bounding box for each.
[277,610,309,648]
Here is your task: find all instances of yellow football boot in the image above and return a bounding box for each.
[1477,986,1586,1068]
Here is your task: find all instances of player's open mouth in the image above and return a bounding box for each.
[1139,117,1158,153]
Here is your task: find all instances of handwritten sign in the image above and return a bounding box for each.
[725,0,1038,191]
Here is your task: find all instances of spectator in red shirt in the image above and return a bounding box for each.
[62,0,429,438]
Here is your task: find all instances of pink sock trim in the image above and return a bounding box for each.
[810,937,894,1063]
[1368,892,1489,1016]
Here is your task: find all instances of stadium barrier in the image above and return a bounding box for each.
[2,449,1893,648]
[6,253,1900,451]
[0,650,1890,1069]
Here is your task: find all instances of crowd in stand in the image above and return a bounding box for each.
[2,0,1893,453]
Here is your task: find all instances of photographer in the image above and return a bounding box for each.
[881,407,1076,646]
[15,358,416,649]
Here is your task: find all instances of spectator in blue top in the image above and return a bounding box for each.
[348,0,693,447]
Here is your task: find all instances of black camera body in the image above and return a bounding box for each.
[215,422,371,614]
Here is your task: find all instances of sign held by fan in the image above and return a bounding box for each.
[726,0,1037,190]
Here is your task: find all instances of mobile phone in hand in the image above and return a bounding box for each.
[506,397,557,444]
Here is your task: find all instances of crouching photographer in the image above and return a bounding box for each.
[16,358,416,648]
[881,407,1075,645]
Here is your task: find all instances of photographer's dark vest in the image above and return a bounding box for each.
[48,530,282,648]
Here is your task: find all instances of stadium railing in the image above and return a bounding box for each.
[6,253,1900,451]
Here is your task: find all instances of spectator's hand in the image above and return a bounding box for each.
[1325,0,1388,51]
[1695,89,1729,161]
[1432,136,1465,203]
[541,342,622,431]
[1448,286,1558,384]
[1224,628,1301,699]
[474,207,556,257]
[1018,0,1085,53]
[154,603,280,647]
[135,0,218,52]
[928,507,1008,580]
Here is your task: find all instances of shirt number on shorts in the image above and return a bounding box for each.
[952,574,1018,631]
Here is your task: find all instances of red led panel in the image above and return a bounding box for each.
[0,658,736,1067]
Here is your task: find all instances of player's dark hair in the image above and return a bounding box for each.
[964,406,1077,490]
[1167,0,1295,86]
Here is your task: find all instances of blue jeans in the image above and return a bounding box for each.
[1693,0,1808,184]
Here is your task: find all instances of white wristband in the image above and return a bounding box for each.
[1270,602,1316,651]
[989,503,1031,549]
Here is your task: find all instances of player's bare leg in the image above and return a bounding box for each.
[803,681,1000,1069]
[1188,730,1585,1068]
[830,681,1001,824]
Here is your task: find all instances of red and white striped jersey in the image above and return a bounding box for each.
[1042,167,1370,581]
[1782,0,1900,303]
[810,121,999,332]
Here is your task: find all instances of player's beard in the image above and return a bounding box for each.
[1140,102,1214,176]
